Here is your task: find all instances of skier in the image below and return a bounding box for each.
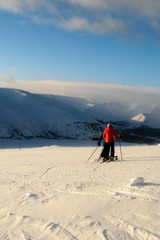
[97,123,120,162]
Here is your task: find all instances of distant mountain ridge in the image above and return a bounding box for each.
[0,88,102,139]
[0,88,160,143]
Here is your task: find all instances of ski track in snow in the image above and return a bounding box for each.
[0,142,160,239]
[39,166,56,179]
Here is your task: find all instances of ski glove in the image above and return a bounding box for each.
[119,133,123,140]
[97,140,101,146]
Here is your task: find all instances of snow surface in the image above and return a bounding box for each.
[0,139,160,240]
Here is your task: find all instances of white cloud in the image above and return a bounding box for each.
[150,20,160,32]
[0,74,15,83]
[58,15,128,34]
[1,0,160,36]
[0,0,23,14]
[66,0,160,21]
[68,0,107,9]
[0,0,57,14]
[9,67,18,73]
[0,80,160,111]
[31,15,55,25]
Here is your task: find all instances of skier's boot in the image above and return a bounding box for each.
[109,156,114,161]
[97,157,104,162]
[103,156,110,162]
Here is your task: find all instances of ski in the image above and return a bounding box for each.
[97,156,118,163]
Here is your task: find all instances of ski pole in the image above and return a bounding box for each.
[119,139,123,160]
[118,130,123,160]
[88,146,99,160]
[19,131,22,151]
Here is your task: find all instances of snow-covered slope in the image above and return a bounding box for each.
[0,88,102,139]
[0,140,160,239]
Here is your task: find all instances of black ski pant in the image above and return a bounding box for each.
[100,142,115,159]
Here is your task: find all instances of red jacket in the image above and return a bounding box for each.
[103,126,119,142]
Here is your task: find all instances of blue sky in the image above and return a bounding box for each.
[1,0,160,87]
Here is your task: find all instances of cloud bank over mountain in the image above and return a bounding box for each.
[1,80,160,115]
[1,0,160,37]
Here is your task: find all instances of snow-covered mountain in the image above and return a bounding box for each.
[0,88,103,139]
[131,109,160,128]
[0,88,160,141]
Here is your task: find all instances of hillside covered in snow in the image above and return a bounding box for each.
[0,141,160,239]
[0,87,160,143]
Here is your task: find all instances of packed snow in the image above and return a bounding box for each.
[0,139,160,240]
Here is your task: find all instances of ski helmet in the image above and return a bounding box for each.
[107,123,113,128]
